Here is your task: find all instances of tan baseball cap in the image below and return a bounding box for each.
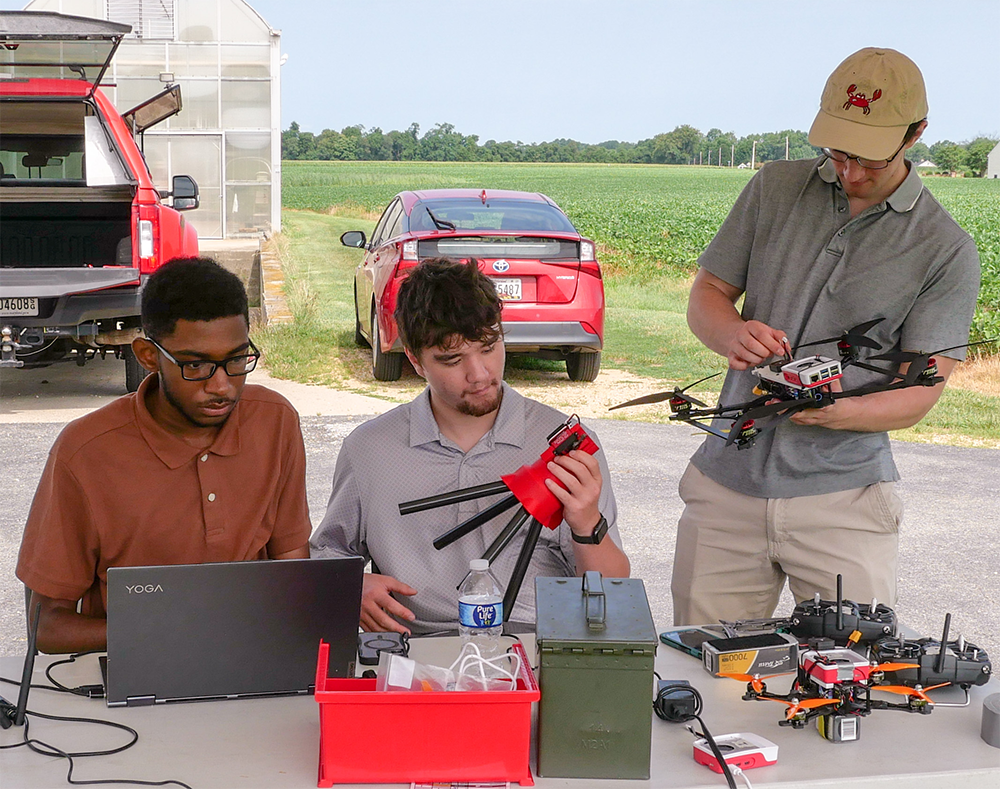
[808,47,928,160]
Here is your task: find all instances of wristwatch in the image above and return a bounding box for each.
[572,514,608,545]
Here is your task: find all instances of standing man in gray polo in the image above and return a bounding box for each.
[671,47,981,625]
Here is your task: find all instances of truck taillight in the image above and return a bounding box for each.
[137,205,161,273]
[139,220,154,259]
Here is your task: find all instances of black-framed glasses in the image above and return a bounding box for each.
[147,337,260,381]
[822,138,907,170]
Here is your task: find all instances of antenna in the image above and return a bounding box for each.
[13,603,41,726]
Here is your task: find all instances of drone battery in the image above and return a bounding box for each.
[535,572,657,779]
[817,713,860,743]
[702,632,799,677]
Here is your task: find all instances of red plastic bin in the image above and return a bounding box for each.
[314,639,539,787]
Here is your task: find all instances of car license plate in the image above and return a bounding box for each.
[0,297,39,317]
[493,278,522,301]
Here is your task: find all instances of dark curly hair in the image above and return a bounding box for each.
[394,258,502,354]
[141,257,248,340]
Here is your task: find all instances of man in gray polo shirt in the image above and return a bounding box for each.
[312,258,630,634]
[671,48,980,625]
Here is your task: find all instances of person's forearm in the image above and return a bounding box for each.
[687,274,746,358]
[37,608,107,654]
[573,539,630,578]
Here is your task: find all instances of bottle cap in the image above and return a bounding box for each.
[469,559,489,571]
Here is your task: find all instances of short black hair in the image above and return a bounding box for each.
[394,257,502,354]
[141,257,249,339]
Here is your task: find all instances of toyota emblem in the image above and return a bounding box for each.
[492,259,510,273]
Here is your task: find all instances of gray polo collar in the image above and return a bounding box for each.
[817,156,923,213]
[409,381,526,450]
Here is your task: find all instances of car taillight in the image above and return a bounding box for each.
[579,239,601,278]
[137,205,161,273]
[396,239,420,273]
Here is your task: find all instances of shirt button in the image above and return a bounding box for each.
[838,206,846,213]
[200,454,209,462]
[208,493,216,502]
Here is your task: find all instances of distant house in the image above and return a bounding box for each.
[988,141,1000,179]
[916,160,937,169]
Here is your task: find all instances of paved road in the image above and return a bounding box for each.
[2,359,998,661]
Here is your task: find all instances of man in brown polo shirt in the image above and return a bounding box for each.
[16,258,311,653]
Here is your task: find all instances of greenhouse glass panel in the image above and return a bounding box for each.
[220,45,270,78]
[227,183,271,236]
[167,79,219,130]
[225,133,271,183]
[169,43,219,79]
[221,81,269,129]
[176,0,220,42]
[219,2,268,42]
[114,42,167,78]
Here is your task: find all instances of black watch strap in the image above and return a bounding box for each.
[572,514,608,545]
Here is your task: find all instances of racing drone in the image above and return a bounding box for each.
[611,318,996,449]
[719,575,992,742]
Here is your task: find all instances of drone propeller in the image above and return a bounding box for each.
[793,318,885,354]
[870,338,998,385]
[719,672,792,693]
[764,696,841,720]
[871,661,921,674]
[872,683,949,703]
[609,372,721,411]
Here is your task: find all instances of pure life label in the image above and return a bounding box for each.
[460,601,503,628]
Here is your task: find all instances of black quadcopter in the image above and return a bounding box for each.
[611,318,994,449]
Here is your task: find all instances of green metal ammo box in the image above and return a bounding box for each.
[534,571,657,779]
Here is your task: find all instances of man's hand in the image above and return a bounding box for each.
[687,268,787,370]
[544,449,602,539]
[727,320,789,370]
[360,574,416,635]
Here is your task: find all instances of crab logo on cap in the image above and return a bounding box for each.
[843,85,882,116]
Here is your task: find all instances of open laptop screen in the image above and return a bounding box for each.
[105,557,363,706]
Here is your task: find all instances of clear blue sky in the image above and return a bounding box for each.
[4,0,998,146]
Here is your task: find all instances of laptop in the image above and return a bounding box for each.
[104,557,364,707]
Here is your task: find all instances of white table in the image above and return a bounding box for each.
[1,636,998,789]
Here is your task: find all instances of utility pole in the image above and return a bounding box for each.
[719,146,722,167]
[786,135,789,160]
[731,144,734,167]
[751,139,757,170]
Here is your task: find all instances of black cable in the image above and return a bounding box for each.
[1,709,192,788]
[653,681,738,789]
[44,655,105,698]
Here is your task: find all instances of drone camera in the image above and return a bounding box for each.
[817,713,860,743]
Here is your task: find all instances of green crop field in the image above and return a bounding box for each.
[283,161,1000,341]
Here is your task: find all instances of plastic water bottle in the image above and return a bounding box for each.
[458,559,503,661]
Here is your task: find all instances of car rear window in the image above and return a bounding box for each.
[418,236,579,260]
[408,198,577,234]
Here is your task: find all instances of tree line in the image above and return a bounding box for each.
[281,121,997,175]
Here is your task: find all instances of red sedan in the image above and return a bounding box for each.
[342,189,604,381]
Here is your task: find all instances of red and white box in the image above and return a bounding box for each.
[693,732,778,774]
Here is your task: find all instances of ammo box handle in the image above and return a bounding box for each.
[582,570,606,630]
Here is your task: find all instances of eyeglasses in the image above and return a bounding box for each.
[146,337,260,381]
[822,138,907,170]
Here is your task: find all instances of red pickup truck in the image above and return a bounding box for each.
[0,11,200,392]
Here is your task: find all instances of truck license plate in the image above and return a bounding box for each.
[0,297,39,317]
[493,278,522,301]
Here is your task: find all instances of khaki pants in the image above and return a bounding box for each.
[670,464,903,626]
